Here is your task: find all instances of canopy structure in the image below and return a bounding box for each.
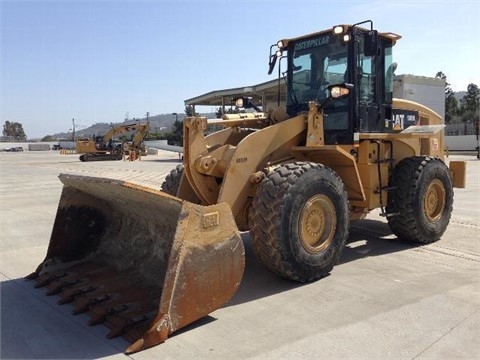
[184,78,286,113]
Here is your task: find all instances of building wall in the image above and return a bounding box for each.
[445,135,478,151]
[393,75,445,120]
[28,144,51,151]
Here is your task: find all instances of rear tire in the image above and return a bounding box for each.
[161,164,184,196]
[249,162,349,282]
[386,156,453,244]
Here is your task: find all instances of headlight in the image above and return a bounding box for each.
[330,86,350,98]
[277,39,289,49]
[333,25,344,35]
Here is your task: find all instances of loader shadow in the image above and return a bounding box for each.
[228,218,417,307]
[0,278,128,360]
[341,218,421,264]
[0,219,415,359]
[168,315,217,339]
[151,159,183,163]
[227,234,305,307]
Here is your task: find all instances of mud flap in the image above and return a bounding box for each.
[27,174,245,354]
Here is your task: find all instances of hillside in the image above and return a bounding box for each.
[51,112,215,139]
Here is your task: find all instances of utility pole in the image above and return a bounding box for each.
[72,118,75,141]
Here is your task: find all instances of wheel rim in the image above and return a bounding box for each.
[423,179,446,222]
[299,194,336,254]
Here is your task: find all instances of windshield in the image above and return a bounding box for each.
[287,33,348,108]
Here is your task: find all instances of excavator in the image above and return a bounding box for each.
[76,122,150,161]
[28,21,466,354]
[123,123,150,161]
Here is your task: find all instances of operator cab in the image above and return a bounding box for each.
[269,20,401,145]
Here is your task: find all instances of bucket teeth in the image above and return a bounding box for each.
[35,272,68,288]
[88,304,129,326]
[46,279,81,296]
[72,294,111,315]
[123,326,150,346]
[106,315,149,339]
[70,282,137,315]
[86,285,154,325]
[58,286,96,305]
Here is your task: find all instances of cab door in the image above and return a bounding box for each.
[355,33,381,133]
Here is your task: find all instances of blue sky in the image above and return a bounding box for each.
[1,0,479,138]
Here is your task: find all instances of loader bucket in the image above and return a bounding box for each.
[27,174,245,354]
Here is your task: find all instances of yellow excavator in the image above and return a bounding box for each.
[76,122,150,161]
[123,123,150,160]
[28,21,466,354]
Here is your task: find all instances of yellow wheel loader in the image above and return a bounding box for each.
[28,20,466,353]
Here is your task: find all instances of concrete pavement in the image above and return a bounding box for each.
[0,150,479,359]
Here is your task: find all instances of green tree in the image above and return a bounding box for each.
[166,117,184,146]
[41,135,55,142]
[185,105,198,117]
[435,71,457,123]
[459,83,480,122]
[172,119,183,137]
[2,121,27,140]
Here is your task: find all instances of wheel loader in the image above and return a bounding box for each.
[28,20,466,354]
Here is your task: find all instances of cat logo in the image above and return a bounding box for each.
[393,114,405,131]
[392,110,419,131]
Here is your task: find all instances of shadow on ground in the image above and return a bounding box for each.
[1,218,412,359]
[151,159,183,163]
[0,278,128,359]
[228,217,415,307]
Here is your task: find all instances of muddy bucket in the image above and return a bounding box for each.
[27,174,245,353]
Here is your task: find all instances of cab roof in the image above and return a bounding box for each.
[277,24,402,49]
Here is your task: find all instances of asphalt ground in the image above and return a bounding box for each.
[0,150,479,360]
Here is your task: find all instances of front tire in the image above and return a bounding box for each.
[387,156,453,244]
[249,162,349,282]
[161,164,184,196]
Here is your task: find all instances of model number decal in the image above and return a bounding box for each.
[236,157,247,163]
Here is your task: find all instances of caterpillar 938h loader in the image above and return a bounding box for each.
[28,20,466,354]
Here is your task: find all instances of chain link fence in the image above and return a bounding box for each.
[445,122,478,136]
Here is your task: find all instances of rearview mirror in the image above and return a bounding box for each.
[268,54,278,75]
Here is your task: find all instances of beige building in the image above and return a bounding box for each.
[393,74,445,119]
[184,78,286,114]
[185,74,445,120]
